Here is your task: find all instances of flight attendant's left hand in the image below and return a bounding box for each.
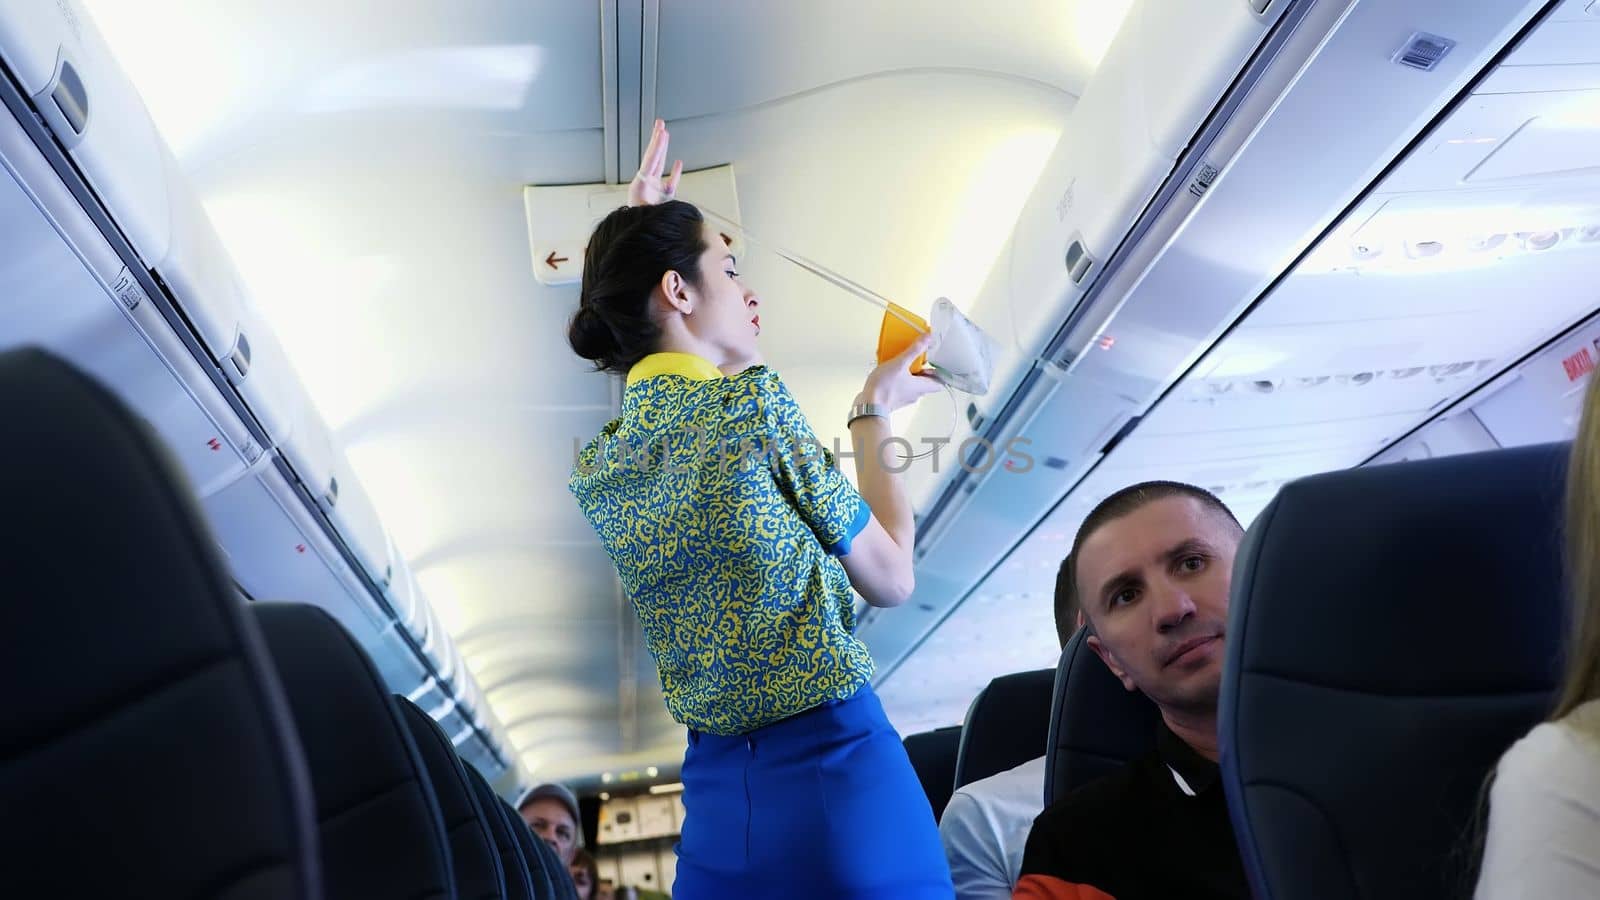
[629,118,684,207]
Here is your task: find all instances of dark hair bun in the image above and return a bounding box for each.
[569,200,706,376]
[568,305,620,369]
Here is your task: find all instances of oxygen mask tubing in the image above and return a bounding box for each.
[697,208,1007,462]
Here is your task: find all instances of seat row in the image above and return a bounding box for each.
[0,346,577,899]
[907,438,1566,898]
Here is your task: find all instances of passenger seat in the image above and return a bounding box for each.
[1221,443,1569,899]
[498,796,576,900]
[1043,628,1160,805]
[954,668,1056,790]
[398,696,507,899]
[252,602,457,899]
[463,763,538,900]
[0,349,321,898]
[902,725,963,821]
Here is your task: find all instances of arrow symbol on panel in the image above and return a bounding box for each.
[545,251,569,269]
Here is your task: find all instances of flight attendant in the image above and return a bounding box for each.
[568,120,954,899]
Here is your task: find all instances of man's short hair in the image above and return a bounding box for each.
[1055,481,1241,641]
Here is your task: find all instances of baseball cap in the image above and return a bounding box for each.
[518,782,583,845]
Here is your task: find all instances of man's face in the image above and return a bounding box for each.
[1076,496,1240,717]
[522,797,578,864]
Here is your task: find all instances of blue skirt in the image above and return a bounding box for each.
[673,684,954,899]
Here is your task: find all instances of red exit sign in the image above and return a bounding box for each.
[1562,346,1596,382]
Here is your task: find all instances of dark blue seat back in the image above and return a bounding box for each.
[954,668,1056,789]
[500,799,577,900]
[0,349,321,899]
[464,764,536,900]
[1221,444,1570,899]
[398,697,506,900]
[902,725,963,821]
[1043,627,1160,805]
[253,602,457,899]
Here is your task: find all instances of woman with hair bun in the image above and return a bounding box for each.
[568,120,953,899]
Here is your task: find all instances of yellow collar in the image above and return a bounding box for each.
[626,352,725,386]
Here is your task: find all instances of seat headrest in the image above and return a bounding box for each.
[1221,443,1570,899]
[500,797,570,900]
[464,765,535,900]
[399,697,507,900]
[0,349,320,898]
[902,725,963,821]
[954,668,1055,789]
[1044,627,1160,806]
[252,602,456,899]
[537,834,580,900]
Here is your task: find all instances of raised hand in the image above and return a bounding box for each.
[628,118,685,207]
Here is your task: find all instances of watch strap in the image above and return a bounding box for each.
[848,401,891,426]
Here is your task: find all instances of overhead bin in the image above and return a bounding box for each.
[325,455,394,587]
[414,600,457,682]
[155,143,249,358]
[0,1,253,364]
[987,0,1275,372]
[0,0,174,267]
[386,543,425,628]
[0,95,257,506]
[406,674,450,716]
[1370,308,1600,465]
[870,0,1559,679]
[366,625,432,700]
[900,0,1278,510]
[215,308,293,441]
[202,461,388,635]
[0,0,515,779]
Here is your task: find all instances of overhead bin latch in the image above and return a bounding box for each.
[35,58,89,148]
[1064,232,1097,288]
[225,332,252,381]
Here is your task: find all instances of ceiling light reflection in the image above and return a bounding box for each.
[304,45,544,113]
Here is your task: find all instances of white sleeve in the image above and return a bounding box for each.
[940,790,1016,900]
[1475,723,1600,899]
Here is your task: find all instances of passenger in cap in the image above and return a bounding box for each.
[1014,482,1248,900]
[519,782,583,865]
[1475,372,1600,897]
[940,561,1083,898]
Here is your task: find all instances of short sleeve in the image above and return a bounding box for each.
[741,369,870,556]
[1475,723,1600,898]
[941,791,1018,900]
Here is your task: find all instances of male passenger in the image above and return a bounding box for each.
[1014,481,1249,900]
[940,560,1083,898]
[519,782,583,865]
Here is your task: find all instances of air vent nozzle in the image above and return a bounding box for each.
[1394,32,1455,72]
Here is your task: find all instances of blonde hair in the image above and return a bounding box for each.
[1556,372,1600,728]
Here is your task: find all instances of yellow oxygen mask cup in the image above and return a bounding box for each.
[693,206,1001,397]
[876,298,999,396]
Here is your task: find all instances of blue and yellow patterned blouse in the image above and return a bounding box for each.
[569,352,875,735]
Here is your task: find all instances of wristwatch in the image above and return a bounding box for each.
[847,401,891,426]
